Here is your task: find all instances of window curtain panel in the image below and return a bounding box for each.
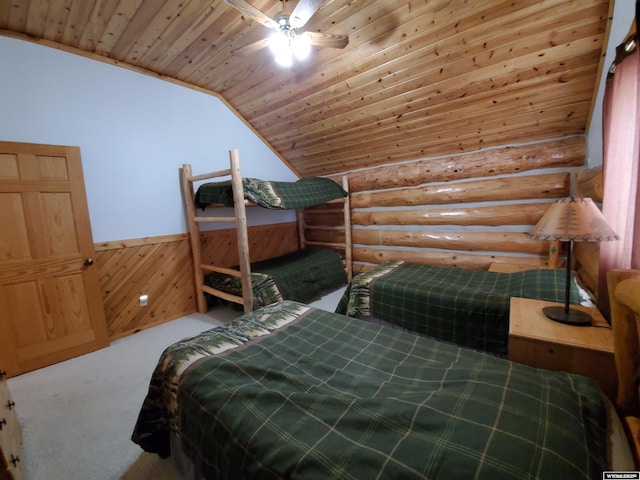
[598,9,640,317]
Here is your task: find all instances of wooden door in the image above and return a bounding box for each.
[0,141,108,377]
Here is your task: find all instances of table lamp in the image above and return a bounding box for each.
[528,197,619,325]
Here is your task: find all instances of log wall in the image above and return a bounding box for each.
[311,136,591,275]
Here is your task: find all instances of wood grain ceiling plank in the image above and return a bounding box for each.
[120,0,187,64]
[109,0,165,59]
[170,0,284,82]
[231,0,576,117]
[245,2,606,130]
[24,0,48,35]
[138,0,224,69]
[0,0,611,177]
[212,0,399,99]
[297,126,589,176]
[0,1,15,29]
[304,98,592,158]
[95,0,145,55]
[253,29,603,136]
[165,8,256,81]
[59,0,99,46]
[42,0,73,42]
[271,78,595,159]
[226,1,450,111]
[77,0,121,51]
[295,103,591,171]
[266,47,601,151]
[264,59,599,155]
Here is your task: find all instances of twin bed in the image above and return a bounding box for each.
[336,260,587,357]
[141,150,636,477]
[132,270,640,478]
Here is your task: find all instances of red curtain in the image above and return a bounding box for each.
[598,14,640,316]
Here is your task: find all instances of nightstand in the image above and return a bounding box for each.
[508,297,616,400]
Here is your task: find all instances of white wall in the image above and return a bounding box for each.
[0,36,297,243]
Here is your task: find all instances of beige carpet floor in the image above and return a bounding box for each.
[7,288,344,480]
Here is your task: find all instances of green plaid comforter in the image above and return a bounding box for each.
[336,261,582,356]
[131,301,606,479]
[195,176,347,209]
[205,248,347,308]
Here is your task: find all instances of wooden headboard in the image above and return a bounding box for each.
[608,269,640,467]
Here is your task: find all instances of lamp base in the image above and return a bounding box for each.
[542,306,592,326]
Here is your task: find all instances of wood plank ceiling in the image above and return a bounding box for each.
[0,0,612,178]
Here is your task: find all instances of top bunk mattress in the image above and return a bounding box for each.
[195,176,347,209]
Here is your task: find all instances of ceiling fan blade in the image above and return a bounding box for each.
[290,0,326,28]
[306,31,349,49]
[224,0,276,29]
[231,38,270,56]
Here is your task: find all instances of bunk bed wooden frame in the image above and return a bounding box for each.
[181,149,351,314]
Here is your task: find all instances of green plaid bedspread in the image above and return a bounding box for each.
[195,176,347,209]
[336,261,582,356]
[205,248,347,308]
[131,300,606,479]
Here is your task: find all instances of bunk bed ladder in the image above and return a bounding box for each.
[181,149,253,314]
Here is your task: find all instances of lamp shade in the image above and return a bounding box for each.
[528,197,619,326]
[528,197,620,243]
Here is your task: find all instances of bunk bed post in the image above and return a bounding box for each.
[296,209,306,250]
[181,164,208,313]
[342,175,352,282]
[229,149,253,314]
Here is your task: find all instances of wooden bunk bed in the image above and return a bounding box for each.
[181,149,351,314]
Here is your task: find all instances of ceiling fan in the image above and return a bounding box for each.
[224,0,349,67]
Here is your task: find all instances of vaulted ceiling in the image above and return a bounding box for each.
[0,0,612,177]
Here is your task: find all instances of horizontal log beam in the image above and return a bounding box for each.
[352,202,549,227]
[351,172,569,208]
[352,229,548,254]
[353,247,549,270]
[344,137,584,193]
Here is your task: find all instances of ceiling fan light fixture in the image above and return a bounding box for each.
[267,31,292,66]
[274,49,293,67]
[267,30,310,67]
[293,32,311,60]
[225,0,348,65]
[268,30,289,54]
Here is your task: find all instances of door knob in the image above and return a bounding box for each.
[83,258,94,267]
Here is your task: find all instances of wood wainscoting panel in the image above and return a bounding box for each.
[200,222,299,267]
[94,223,299,340]
[94,234,196,340]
